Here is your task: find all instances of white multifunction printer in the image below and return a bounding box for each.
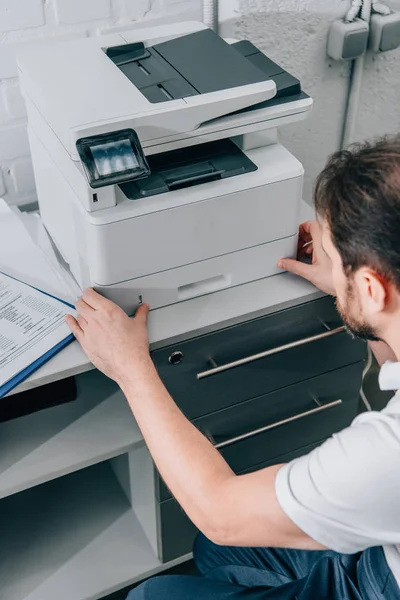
[17,21,313,317]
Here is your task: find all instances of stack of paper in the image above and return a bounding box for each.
[0,199,80,397]
[0,272,77,397]
[0,199,81,303]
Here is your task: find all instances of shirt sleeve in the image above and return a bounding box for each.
[275,408,400,553]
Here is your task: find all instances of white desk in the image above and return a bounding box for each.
[0,273,320,600]
[12,271,320,395]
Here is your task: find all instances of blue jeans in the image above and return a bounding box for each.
[127,534,400,599]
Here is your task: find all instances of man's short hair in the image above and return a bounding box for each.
[315,135,400,288]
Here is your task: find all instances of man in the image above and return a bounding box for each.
[67,137,400,599]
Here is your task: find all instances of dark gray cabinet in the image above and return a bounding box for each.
[152,297,367,563]
[152,297,366,419]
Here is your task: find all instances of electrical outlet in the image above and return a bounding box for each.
[369,11,400,52]
[327,18,369,61]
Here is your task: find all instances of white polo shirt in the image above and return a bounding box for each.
[276,360,400,586]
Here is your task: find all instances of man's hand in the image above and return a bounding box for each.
[278,220,336,296]
[65,289,151,385]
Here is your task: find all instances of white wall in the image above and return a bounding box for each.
[1,0,399,207]
[0,0,201,207]
[220,0,400,203]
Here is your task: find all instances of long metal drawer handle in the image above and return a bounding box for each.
[214,399,343,450]
[197,325,346,380]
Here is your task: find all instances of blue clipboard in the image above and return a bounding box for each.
[0,271,77,399]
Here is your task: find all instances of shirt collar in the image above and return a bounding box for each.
[379,360,400,390]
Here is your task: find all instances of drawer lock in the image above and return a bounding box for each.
[169,351,184,365]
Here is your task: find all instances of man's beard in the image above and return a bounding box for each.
[336,281,382,343]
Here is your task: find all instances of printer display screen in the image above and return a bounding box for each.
[91,140,139,177]
[76,129,150,189]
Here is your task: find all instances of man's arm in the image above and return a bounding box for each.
[119,358,323,549]
[66,291,323,551]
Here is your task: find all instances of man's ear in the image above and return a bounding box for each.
[354,267,388,314]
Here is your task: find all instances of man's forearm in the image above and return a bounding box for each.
[118,360,316,550]
[119,359,236,541]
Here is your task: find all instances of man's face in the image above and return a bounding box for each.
[321,220,381,342]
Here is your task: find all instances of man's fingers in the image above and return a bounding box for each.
[309,220,322,241]
[278,258,314,281]
[299,220,321,244]
[298,221,317,251]
[135,303,150,325]
[82,288,110,310]
[75,297,95,319]
[77,315,88,329]
[65,314,84,341]
[299,221,315,237]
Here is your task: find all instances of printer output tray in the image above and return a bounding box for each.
[120,139,257,201]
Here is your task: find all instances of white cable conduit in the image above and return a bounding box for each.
[361,0,373,20]
[202,0,218,32]
[341,0,390,147]
[360,346,374,411]
[341,0,372,148]
[345,0,363,22]
[372,1,391,16]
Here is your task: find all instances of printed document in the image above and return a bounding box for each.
[0,272,76,390]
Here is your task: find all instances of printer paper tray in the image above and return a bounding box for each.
[95,234,297,315]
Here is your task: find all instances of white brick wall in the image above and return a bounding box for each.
[0,170,5,196]
[0,0,201,207]
[0,124,29,161]
[222,0,400,203]
[53,0,112,25]
[0,0,45,32]
[3,82,27,120]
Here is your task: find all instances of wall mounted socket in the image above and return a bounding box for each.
[327,18,369,61]
[369,11,400,52]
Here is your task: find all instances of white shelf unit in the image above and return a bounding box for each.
[0,371,144,500]
[0,462,189,600]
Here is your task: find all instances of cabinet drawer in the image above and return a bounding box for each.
[152,297,366,420]
[157,499,198,564]
[218,387,358,473]
[155,362,363,501]
[157,441,329,563]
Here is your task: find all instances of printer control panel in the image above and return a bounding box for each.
[76,128,150,189]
